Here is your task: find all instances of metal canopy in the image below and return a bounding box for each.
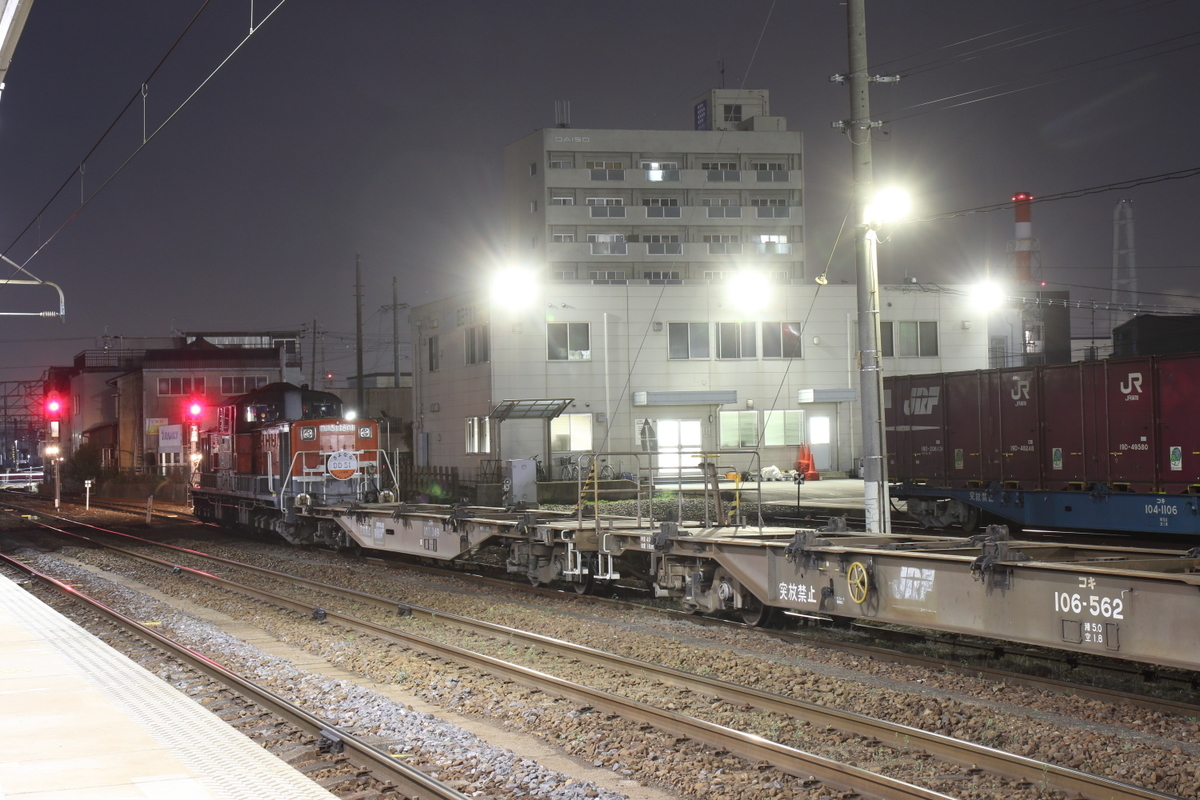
[489,398,574,421]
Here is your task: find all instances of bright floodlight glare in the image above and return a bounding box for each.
[490,267,538,309]
[344,409,358,421]
[970,281,1005,312]
[865,188,911,226]
[728,270,771,312]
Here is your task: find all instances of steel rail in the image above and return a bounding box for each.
[16,516,1177,800]
[8,496,1199,710]
[16,519,953,800]
[0,551,469,800]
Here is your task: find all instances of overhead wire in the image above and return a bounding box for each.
[1,0,292,282]
[879,28,1200,122]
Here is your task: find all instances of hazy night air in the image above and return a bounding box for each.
[0,0,1194,381]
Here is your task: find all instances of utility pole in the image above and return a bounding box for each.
[310,318,317,388]
[840,0,891,533]
[355,253,365,413]
[392,277,401,386]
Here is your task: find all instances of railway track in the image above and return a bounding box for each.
[8,506,1185,800]
[0,551,468,800]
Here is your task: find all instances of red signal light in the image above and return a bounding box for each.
[45,395,64,419]
[186,399,204,418]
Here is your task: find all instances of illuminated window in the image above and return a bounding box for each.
[719,410,757,447]
[551,413,593,451]
[158,377,205,396]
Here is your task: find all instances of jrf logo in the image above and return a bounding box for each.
[1010,378,1030,401]
[903,387,940,415]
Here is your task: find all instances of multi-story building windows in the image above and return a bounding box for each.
[552,266,577,280]
[668,322,709,359]
[882,321,939,357]
[529,162,537,176]
[751,197,790,217]
[718,322,757,359]
[589,270,626,282]
[719,410,757,447]
[703,234,741,254]
[643,198,681,218]
[550,194,574,205]
[702,161,740,182]
[751,161,788,182]
[427,336,439,372]
[547,322,590,361]
[587,197,625,218]
[530,200,538,213]
[465,324,489,365]
[465,416,491,453]
[551,413,592,451]
[552,233,575,243]
[751,234,790,254]
[548,159,572,169]
[587,233,627,255]
[763,409,803,446]
[763,322,803,358]
[722,105,743,123]
[641,161,680,182]
[706,204,741,218]
[158,377,204,396]
[645,270,681,281]
[644,234,682,255]
[702,271,729,281]
[587,161,624,181]
[220,376,267,395]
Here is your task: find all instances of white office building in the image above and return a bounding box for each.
[411,89,990,479]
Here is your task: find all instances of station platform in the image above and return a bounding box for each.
[0,574,338,800]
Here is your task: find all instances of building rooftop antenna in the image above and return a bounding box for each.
[554,100,571,129]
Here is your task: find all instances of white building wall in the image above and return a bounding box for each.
[412,283,990,478]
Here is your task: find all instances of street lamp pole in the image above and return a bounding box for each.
[844,0,891,533]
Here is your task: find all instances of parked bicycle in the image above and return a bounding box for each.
[559,454,617,482]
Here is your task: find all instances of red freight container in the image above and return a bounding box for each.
[944,371,987,486]
[1040,362,1088,489]
[1154,354,1200,492]
[1101,357,1156,491]
[886,374,948,484]
[991,367,1041,488]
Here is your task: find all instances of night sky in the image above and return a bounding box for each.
[0,0,1195,382]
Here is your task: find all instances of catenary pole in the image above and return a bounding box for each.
[844,0,891,533]
[355,253,365,413]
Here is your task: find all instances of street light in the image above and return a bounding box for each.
[490,266,538,310]
[727,269,771,313]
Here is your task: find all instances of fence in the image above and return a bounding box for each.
[394,462,459,502]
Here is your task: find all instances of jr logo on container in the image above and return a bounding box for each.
[903,387,940,415]
[1120,372,1142,400]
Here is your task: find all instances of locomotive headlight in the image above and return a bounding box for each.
[344,409,357,421]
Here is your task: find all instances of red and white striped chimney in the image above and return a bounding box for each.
[1012,192,1034,284]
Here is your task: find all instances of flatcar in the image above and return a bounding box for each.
[190,382,388,543]
[885,351,1200,534]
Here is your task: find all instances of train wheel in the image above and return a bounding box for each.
[961,505,980,533]
[572,574,593,595]
[739,595,773,627]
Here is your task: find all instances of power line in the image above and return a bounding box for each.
[2,0,292,280]
[880,29,1200,122]
[899,166,1200,225]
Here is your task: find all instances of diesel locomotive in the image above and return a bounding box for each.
[190,382,389,545]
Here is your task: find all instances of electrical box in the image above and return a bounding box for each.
[504,459,538,505]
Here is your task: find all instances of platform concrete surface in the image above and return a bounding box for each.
[0,574,338,800]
